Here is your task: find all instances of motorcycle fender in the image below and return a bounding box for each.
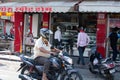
[17,63,26,72]
[67,69,78,75]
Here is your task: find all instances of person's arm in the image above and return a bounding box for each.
[54,48,61,53]
[105,33,111,43]
[39,47,51,54]
[86,34,90,45]
[58,31,62,42]
[77,33,80,48]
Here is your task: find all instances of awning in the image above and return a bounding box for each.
[79,1,120,13]
[0,1,78,13]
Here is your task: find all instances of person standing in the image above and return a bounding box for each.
[77,27,90,65]
[54,26,62,48]
[108,27,119,61]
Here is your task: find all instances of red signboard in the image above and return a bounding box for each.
[42,13,49,28]
[96,13,107,58]
[109,18,120,28]
[0,6,52,12]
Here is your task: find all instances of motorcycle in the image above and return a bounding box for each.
[88,46,115,80]
[17,51,83,80]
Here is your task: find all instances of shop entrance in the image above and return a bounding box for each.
[107,14,120,59]
[51,13,97,57]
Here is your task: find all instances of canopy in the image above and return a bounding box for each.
[0,1,78,13]
[79,1,120,13]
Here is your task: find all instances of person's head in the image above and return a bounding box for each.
[80,26,84,30]
[79,26,84,32]
[40,28,53,40]
[114,27,119,32]
[112,27,119,32]
[57,26,60,30]
[40,28,53,46]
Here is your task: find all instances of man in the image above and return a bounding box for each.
[77,27,90,65]
[54,26,62,48]
[33,28,60,80]
[108,27,119,61]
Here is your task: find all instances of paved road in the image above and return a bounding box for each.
[0,53,120,80]
[0,59,20,80]
[72,56,120,80]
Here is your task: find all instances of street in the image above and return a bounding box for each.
[0,59,20,80]
[0,55,120,80]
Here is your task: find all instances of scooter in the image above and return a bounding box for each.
[88,46,115,80]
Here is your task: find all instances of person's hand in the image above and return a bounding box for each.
[50,52,56,55]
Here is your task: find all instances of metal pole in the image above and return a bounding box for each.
[106,14,110,57]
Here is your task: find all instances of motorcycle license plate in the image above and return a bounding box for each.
[109,69,115,73]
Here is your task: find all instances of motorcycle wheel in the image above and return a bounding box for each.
[21,66,30,75]
[89,64,97,74]
[105,74,114,80]
[21,66,31,80]
[60,72,83,80]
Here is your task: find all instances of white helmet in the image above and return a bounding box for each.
[40,28,53,39]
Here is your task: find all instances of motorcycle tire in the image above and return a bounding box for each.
[89,64,98,74]
[105,73,114,80]
[21,66,31,75]
[21,66,41,80]
[60,72,83,80]
[20,66,31,80]
[115,62,120,72]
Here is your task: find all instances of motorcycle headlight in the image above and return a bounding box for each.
[64,56,73,64]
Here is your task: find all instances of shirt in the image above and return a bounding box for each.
[33,37,51,58]
[77,32,90,47]
[54,30,61,42]
[109,32,118,46]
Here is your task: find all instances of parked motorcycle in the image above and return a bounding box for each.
[17,51,83,80]
[88,46,115,80]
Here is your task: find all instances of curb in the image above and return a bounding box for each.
[0,57,21,62]
[0,51,21,62]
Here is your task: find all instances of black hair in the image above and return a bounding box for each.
[50,46,54,49]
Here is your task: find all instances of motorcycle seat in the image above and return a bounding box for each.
[20,55,35,65]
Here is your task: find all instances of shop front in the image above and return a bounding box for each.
[107,14,120,57]
[0,1,78,53]
[78,1,120,58]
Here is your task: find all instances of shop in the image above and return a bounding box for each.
[78,1,120,58]
[107,14,120,57]
[0,1,78,53]
[0,12,14,51]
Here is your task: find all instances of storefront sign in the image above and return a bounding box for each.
[97,13,106,25]
[97,20,106,24]
[109,18,120,28]
[42,13,49,28]
[0,6,52,12]
[43,22,48,27]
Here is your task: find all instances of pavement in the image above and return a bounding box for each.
[0,49,120,80]
[0,47,90,62]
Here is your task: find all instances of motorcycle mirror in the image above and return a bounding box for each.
[59,51,63,56]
